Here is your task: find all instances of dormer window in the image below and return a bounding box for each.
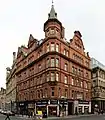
[46,29,50,37]
[50,28,55,35]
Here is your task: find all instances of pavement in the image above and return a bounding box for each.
[1,113,105,120]
[42,114,102,120]
[16,113,105,120]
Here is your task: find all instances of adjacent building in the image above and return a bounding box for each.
[6,52,17,112]
[0,87,6,110]
[91,58,105,113]
[16,4,91,116]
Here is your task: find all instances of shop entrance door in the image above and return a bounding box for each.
[68,102,73,115]
[48,106,57,116]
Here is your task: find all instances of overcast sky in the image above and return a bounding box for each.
[0,0,105,88]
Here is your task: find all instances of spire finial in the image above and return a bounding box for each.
[52,0,54,6]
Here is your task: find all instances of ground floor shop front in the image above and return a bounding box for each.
[91,100,105,113]
[17,99,91,117]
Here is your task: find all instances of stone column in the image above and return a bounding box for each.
[82,106,84,113]
[57,105,59,116]
[34,103,36,115]
[47,105,48,116]
[74,100,79,114]
[66,105,68,116]
[89,102,91,113]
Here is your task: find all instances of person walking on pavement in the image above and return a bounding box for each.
[5,113,10,120]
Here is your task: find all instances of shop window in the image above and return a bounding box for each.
[56,44,59,52]
[51,58,55,67]
[51,87,55,96]
[51,43,55,51]
[51,72,55,81]
[84,106,89,114]
[79,106,82,114]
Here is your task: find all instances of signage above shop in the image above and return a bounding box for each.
[36,100,48,105]
[19,103,24,106]
[28,103,34,108]
[79,101,89,104]
[59,100,67,105]
[50,100,58,104]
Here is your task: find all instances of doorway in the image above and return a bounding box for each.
[48,106,57,116]
[68,102,73,115]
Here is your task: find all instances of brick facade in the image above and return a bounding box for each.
[16,5,91,116]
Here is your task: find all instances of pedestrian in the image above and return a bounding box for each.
[75,107,78,115]
[5,113,10,120]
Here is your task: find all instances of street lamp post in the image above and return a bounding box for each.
[11,101,12,112]
[61,96,65,117]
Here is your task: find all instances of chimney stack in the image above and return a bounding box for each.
[61,27,65,39]
[13,52,16,62]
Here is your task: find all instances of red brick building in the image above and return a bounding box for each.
[16,4,91,116]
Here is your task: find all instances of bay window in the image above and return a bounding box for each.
[47,44,50,52]
[56,44,59,52]
[51,43,55,51]
[56,73,59,81]
[51,72,55,81]
[56,58,59,67]
[51,58,55,67]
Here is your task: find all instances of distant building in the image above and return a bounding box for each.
[0,87,6,110]
[16,4,91,116]
[6,52,17,112]
[91,58,105,113]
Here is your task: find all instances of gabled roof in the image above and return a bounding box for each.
[28,34,35,46]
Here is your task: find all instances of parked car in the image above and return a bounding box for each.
[6,111,15,116]
[2,110,7,115]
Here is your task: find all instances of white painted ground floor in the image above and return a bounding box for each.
[17,99,91,117]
